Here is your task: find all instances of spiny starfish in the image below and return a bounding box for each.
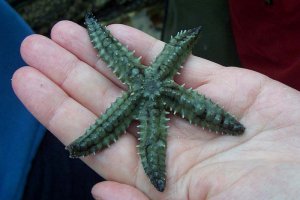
[66,13,245,192]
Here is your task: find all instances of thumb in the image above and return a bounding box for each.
[92,181,149,200]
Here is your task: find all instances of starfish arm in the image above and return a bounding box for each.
[137,101,168,192]
[66,92,141,157]
[162,84,245,135]
[149,26,202,80]
[85,13,146,85]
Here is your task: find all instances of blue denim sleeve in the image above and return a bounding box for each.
[0,1,45,200]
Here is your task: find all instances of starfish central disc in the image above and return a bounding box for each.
[142,78,162,99]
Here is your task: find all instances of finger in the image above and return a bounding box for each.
[12,67,94,143]
[11,67,141,185]
[20,34,121,116]
[50,20,223,89]
[92,181,149,200]
[50,20,125,89]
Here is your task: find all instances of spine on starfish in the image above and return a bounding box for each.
[85,12,146,85]
[149,26,202,80]
[161,84,245,135]
[66,92,141,157]
[137,101,168,192]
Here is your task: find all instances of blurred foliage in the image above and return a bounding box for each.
[8,0,165,38]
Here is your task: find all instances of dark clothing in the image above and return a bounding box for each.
[230,0,300,90]
[0,1,45,199]
[22,131,103,200]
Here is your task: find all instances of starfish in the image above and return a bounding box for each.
[66,13,245,192]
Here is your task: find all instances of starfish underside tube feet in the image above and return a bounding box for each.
[66,12,246,192]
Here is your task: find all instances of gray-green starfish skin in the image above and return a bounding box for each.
[66,13,245,192]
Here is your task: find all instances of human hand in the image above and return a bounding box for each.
[13,21,300,200]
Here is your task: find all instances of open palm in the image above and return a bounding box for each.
[13,21,300,200]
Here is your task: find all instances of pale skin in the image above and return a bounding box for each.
[12,21,300,200]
